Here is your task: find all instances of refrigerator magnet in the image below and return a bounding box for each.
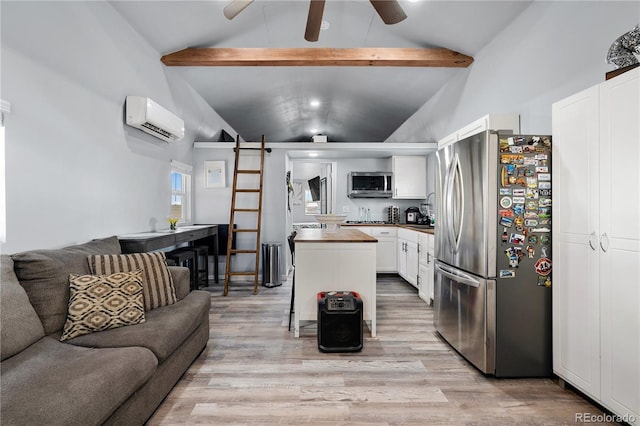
[538,173,551,181]
[524,219,538,227]
[526,245,536,258]
[536,166,549,173]
[524,157,537,165]
[500,217,514,227]
[510,146,523,154]
[540,235,550,245]
[527,178,538,189]
[513,204,525,215]
[539,189,552,196]
[528,235,538,244]
[526,188,539,199]
[499,209,515,218]
[513,189,526,196]
[500,270,516,278]
[513,196,525,204]
[535,257,552,276]
[500,188,512,195]
[500,197,513,208]
[509,233,525,245]
[539,198,552,207]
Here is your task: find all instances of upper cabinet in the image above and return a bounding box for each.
[392,156,427,199]
[437,114,520,149]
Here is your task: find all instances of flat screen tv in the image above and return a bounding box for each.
[308,176,321,201]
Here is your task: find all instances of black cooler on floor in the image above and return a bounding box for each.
[317,291,363,353]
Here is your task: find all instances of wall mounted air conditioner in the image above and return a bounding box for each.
[125,96,185,142]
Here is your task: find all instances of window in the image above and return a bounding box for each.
[170,161,192,224]
[304,190,320,215]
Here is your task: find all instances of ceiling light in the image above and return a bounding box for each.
[310,128,318,134]
[310,99,321,108]
[308,152,319,157]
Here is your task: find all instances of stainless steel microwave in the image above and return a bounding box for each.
[348,172,393,198]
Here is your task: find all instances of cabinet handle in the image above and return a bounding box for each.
[600,233,609,253]
[427,253,431,264]
[380,231,389,235]
[588,232,597,251]
[395,188,398,196]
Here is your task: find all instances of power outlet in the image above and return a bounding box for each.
[342,206,350,213]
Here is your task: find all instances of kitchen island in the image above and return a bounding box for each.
[294,228,378,338]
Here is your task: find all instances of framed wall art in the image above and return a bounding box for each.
[205,160,225,188]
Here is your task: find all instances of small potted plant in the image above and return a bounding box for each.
[168,217,178,231]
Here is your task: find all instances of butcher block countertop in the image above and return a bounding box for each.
[294,228,378,243]
[341,223,435,235]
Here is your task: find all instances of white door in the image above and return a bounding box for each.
[599,69,640,421]
[552,85,602,399]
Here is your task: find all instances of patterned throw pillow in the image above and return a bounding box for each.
[60,270,145,342]
[88,252,177,311]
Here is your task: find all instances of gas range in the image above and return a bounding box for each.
[345,221,392,224]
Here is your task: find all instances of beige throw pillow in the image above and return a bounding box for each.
[89,252,177,311]
[60,270,145,342]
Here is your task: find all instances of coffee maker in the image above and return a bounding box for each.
[405,207,421,224]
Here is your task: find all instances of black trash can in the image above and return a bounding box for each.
[317,291,363,353]
[261,243,282,288]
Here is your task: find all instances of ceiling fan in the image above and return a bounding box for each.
[223,0,407,42]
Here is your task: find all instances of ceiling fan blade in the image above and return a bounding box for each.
[304,0,326,42]
[369,0,407,25]
[223,0,254,20]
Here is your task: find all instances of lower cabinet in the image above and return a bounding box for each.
[418,232,434,304]
[397,228,419,288]
[349,226,397,273]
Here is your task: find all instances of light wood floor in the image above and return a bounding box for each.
[148,275,613,425]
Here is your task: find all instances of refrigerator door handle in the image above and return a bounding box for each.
[435,263,480,288]
[452,154,464,253]
[589,232,597,251]
[444,156,456,252]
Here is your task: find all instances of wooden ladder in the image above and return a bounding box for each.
[223,135,268,296]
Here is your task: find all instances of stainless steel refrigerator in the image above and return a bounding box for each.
[434,131,552,377]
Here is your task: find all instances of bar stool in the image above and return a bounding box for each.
[287,231,296,331]
[165,247,197,291]
[187,245,209,289]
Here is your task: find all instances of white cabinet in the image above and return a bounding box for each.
[392,156,427,199]
[437,113,520,149]
[552,68,639,425]
[349,226,397,272]
[370,227,397,272]
[397,228,419,287]
[418,232,434,304]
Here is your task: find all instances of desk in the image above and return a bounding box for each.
[118,225,219,283]
[294,228,377,338]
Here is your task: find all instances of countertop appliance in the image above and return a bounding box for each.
[347,172,392,198]
[434,131,552,377]
[405,206,421,224]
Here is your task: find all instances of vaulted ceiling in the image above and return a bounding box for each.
[111,1,532,143]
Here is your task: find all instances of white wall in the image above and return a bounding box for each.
[0,2,236,253]
[387,1,640,142]
[193,147,286,274]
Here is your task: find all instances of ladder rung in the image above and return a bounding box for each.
[229,271,257,276]
[230,249,258,254]
[236,189,260,193]
[234,208,259,212]
[237,169,261,174]
[233,228,258,233]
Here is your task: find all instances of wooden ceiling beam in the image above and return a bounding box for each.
[160,47,473,68]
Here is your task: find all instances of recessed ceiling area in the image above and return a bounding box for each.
[110,1,533,143]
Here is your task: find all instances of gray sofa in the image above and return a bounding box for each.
[0,236,211,425]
